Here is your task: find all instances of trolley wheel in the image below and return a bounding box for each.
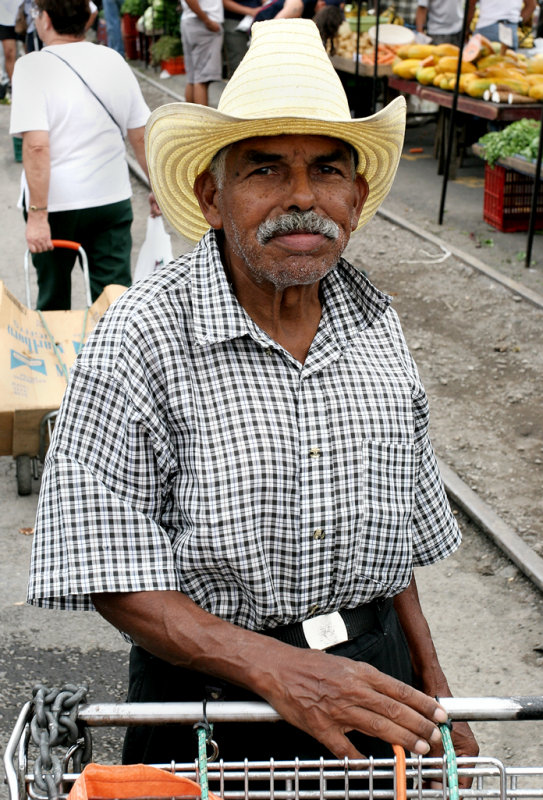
[16,455,33,496]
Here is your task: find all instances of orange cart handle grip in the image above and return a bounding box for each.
[51,239,82,251]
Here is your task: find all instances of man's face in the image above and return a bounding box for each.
[196,134,368,292]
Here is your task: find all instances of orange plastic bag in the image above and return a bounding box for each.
[67,763,221,800]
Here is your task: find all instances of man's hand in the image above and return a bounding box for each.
[204,15,220,31]
[26,212,53,253]
[257,645,448,759]
[149,191,162,217]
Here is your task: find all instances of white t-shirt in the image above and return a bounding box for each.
[417,0,463,35]
[9,42,150,212]
[476,0,523,29]
[181,0,224,24]
[0,0,20,26]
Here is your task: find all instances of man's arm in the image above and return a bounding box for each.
[223,0,260,16]
[92,588,449,759]
[394,576,479,784]
[275,0,303,18]
[22,130,53,254]
[126,126,161,217]
[415,4,427,33]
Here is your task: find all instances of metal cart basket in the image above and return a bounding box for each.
[4,694,543,800]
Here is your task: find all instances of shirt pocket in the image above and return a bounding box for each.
[354,440,417,592]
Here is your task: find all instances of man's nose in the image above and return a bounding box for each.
[285,168,316,211]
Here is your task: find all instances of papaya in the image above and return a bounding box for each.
[433,42,459,57]
[392,58,421,79]
[415,65,437,85]
[420,53,439,67]
[405,43,435,60]
[465,78,493,98]
[528,82,543,100]
[491,78,529,95]
[527,56,543,74]
[435,56,477,74]
[396,44,412,59]
[462,33,494,62]
[439,74,452,90]
[476,53,518,70]
[479,66,527,81]
[458,72,479,93]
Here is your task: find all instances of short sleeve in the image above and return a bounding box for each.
[28,350,180,610]
[10,54,49,135]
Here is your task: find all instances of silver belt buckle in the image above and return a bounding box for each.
[302,611,349,650]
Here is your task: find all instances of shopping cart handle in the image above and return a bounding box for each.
[51,239,82,251]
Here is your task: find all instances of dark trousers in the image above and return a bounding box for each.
[29,199,133,310]
[122,602,414,765]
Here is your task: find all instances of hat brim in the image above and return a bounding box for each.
[145,94,406,243]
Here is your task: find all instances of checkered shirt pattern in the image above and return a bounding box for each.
[28,230,460,631]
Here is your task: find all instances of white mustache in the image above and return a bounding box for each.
[256,211,340,244]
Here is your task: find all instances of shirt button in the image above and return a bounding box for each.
[309,446,321,459]
[313,528,326,540]
[264,347,273,356]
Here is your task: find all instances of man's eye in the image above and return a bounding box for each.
[318,164,341,175]
[251,166,275,176]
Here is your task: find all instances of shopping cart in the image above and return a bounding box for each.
[4,690,543,800]
[14,240,91,496]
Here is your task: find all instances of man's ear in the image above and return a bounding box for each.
[193,171,223,230]
[351,173,369,231]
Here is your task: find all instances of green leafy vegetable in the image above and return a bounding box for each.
[478,119,541,167]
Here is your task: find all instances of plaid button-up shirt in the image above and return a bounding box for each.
[29,230,460,631]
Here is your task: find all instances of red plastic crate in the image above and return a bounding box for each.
[483,163,543,233]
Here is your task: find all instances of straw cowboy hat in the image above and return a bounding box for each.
[145,18,406,243]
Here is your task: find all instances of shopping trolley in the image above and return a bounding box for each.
[13,241,91,496]
[4,689,543,800]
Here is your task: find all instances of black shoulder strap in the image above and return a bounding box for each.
[44,49,123,135]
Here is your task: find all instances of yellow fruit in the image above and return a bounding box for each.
[415,65,437,85]
[435,56,477,74]
[433,43,459,57]
[396,44,412,59]
[490,78,529,95]
[525,73,543,85]
[528,82,543,100]
[458,72,479,92]
[480,66,527,81]
[527,56,543,74]
[392,58,421,79]
[406,44,435,60]
[465,78,493,97]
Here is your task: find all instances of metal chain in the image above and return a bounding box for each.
[30,684,92,800]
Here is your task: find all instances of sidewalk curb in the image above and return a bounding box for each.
[378,206,543,311]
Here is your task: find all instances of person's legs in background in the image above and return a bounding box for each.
[102,0,125,57]
[222,18,249,78]
[77,200,133,302]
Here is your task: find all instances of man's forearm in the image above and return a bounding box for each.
[393,575,451,696]
[92,588,449,759]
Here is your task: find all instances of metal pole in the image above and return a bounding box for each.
[525,107,543,268]
[72,696,543,727]
[437,0,471,225]
[371,0,380,114]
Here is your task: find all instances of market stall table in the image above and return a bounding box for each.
[388,75,543,178]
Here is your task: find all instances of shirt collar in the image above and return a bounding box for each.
[190,230,391,347]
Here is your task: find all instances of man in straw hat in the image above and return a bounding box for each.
[29,18,478,770]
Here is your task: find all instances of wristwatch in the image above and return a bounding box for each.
[29,205,47,212]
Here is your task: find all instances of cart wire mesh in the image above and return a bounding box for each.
[5,698,543,800]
